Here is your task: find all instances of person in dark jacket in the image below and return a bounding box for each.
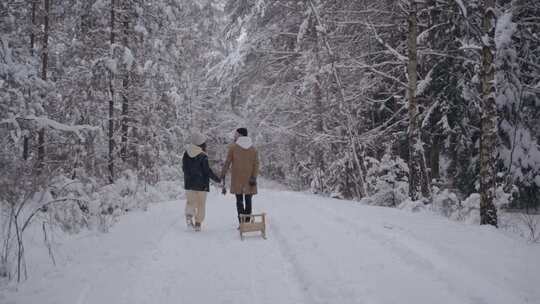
[182,132,221,231]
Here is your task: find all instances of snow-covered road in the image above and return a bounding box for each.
[2,189,540,304]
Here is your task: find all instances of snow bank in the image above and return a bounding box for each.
[0,170,184,283]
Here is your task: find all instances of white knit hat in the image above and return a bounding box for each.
[190,132,206,146]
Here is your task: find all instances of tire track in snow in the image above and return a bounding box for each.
[116,210,193,304]
[308,197,526,304]
[270,216,315,304]
[75,284,90,304]
[100,204,183,304]
[263,192,379,304]
[120,195,308,304]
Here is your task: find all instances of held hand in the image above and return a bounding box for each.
[249,176,257,186]
[220,174,226,195]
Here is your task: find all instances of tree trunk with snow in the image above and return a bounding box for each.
[24,0,38,161]
[108,0,116,183]
[37,0,50,174]
[30,0,37,57]
[407,1,421,200]
[121,6,129,163]
[310,11,325,193]
[479,0,498,227]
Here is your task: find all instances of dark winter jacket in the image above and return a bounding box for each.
[182,145,221,192]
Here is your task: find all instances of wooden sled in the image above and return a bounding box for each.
[239,213,267,240]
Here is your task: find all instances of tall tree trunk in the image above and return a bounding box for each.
[407,0,421,200]
[41,0,49,93]
[407,0,431,200]
[121,11,129,162]
[108,0,116,183]
[30,0,37,57]
[121,79,128,162]
[479,0,498,227]
[24,0,38,160]
[37,0,50,174]
[310,12,325,193]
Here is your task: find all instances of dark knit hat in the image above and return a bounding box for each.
[236,128,248,136]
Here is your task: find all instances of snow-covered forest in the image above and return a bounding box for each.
[1,0,540,296]
[217,0,540,213]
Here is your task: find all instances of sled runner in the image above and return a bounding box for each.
[239,213,267,240]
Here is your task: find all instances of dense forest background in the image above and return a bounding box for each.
[1,0,539,280]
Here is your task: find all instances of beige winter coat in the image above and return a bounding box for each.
[221,137,259,195]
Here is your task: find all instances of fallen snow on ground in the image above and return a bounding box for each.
[1,188,539,304]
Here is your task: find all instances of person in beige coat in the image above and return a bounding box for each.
[221,128,259,224]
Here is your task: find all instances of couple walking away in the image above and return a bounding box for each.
[182,128,259,231]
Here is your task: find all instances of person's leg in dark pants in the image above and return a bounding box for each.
[236,194,245,224]
[245,195,252,222]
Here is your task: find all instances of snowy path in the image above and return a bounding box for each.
[2,189,540,304]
